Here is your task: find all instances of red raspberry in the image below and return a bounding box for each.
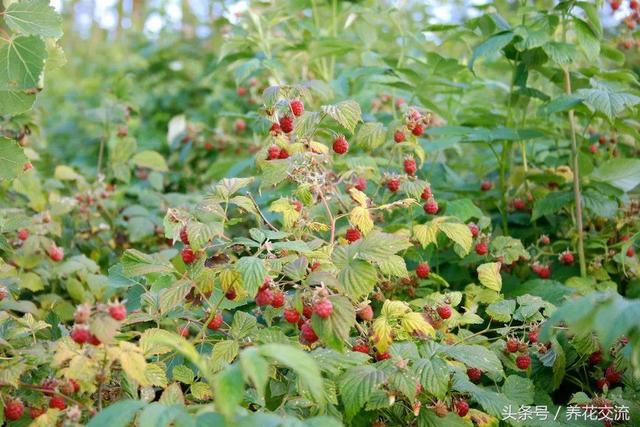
[528,330,539,343]
[300,321,318,343]
[58,379,74,395]
[605,366,622,384]
[352,343,370,354]
[69,379,80,393]
[404,158,417,176]
[423,199,438,215]
[375,352,391,361]
[290,99,304,117]
[437,305,452,319]
[49,396,66,410]
[292,200,303,212]
[181,247,197,265]
[284,308,300,324]
[610,0,620,11]
[631,0,638,10]
[271,291,285,308]
[589,144,598,154]
[0,286,7,301]
[539,235,550,245]
[420,186,432,200]
[279,115,294,134]
[513,198,526,210]
[596,378,609,391]
[88,334,101,346]
[467,367,482,383]
[255,288,274,307]
[394,130,406,143]
[455,399,469,417]
[345,227,362,243]
[598,135,607,145]
[108,303,127,321]
[416,262,430,279]
[302,304,314,319]
[588,350,602,365]
[23,162,33,172]
[559,250,574,265]
[225,289,237,300]
[5,399,24,421]
[70,324,90,344]
[207,312,223,330]
[506,339,519,353]
[480,180,492,191]
[333,136,349,154]
[626,247,635,257]
[354,177,367,191]
[48,245,64,262]
[278,148,290,159]
[179,326,189,337]
[411,123,424,136]
[234,119,246,133]
[29,407,46,419]
[314,299,333,318]
[357,304,374,321]
[536,265,551,279]
[236,86,247,96]
[516,354,531,370]
[269,123,281,135]
[387,177,400,192]
[17,229,29,241]
[179,227,189,245]
[41,378,57,395]
[309,261,321,271]
[468,223,479,238]
[475,242,488,256]
[267,145,281,160]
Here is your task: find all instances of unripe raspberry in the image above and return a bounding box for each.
[436,305,452,319]
[108,303,127,321]
[179,227,190,245]
[207,312,223,330]
[181,247,197,265]
[559,250,574,265]
[467,367,482,383]
[292,200,303,212]
[300,321,318,343]
[29,406,45,419]
[267,144,281,160]
[0,285,7,301]
[404,158,417,176]
[516,354,531,370]
[589,144,598,154]
[70,324,90,344]
[49,396,66,410]
[236,86,247,96]
[420,186,432,200]
[352,343,370,354]
[539,235,550,245]
[434,400,448,417]
[354,177,367,191]
[255,288,274,307]
[234,119,246,133]
[475,242,488,256]
[455,399,469,417]
[375,352,391,361]
[314,299,333,318]
[5,398,24,421]
[468,223,479,238]
[387,177,400,192]
[506,338,519,353]
[271,291,285,308]
[357,304,374,321]
[411,123,424,136]
[179,326,190,337]
[513,198,526,211]
[284,308,300,324]
[480,180,492,191]
[394,130,406,143]
[290,99,304,117]
[48,245,64,262]
[17,229,29,241]
[416,262,430,279]
[23,162,33,172]
[279,115,294,134]
[332,136,349,154]
[423,199,438,215]
[345,227,362,243]
[74,304,91,324]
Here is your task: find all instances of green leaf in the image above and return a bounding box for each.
[229,311,258,340]
[532,191,573,220]
[333,245,378,299]
[573,17,599,61]
[486,299,516,322]
[121,249,175,277]
[0,89,36,115]
[294,111,322,137]
[469,31,514,70]
[172,365,194,384]
[4,0,63,38]
[489,236,530,264]
[0,138,28,181]
[439,345,503,375]
[213,364,245,419]
[355,122,386,150]
[576,79,640,122]
[311,295,356,350]
[0,36,46,90]
[542,41,578,65]
[575,1,602,37]
[591,159,640,193]
[86,400,147,427]
[445,199,483,222]
[503,375,534,405]
[537,95,582,116]
[321,100,362,133]
[239,347,270,399]
[131,150,168,172]
[418,410,471,427]
[339,365,386,420]
[235,256,266,297]
[414,358,449,400]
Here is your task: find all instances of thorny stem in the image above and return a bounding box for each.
[319,190,336,244]
[245,191,278,231]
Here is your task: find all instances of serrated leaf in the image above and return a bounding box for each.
[378,254,409,278]
[440,345,503,375]
[355,122,386,149]
[486,299,516,322]
[86,400,147,427]
[413,221,440,249]
[489,236,530,264]
[239,347,270,399]
[372,316,394,352]
[235,256,266,297]
[213,364,244,419]
[294,111,322,137]
[172,365,195,384]
[338,365,386,420]
[576,79,640,122]
[349,206,373,234]
[573,17,599,61]
[0,89,36,115]
[477,262,502,292]
[438,222,472,256]
[401,312,435,337]
[532,191,573,220]
[118,341,150,386]
[131,150,168,172]
[321,100,362,133]
[542,41,577,65]
[503,375,534,405]
[591,159,640,193]
[333,245,378,299]
[415,358,449,400]
[469,31,514,70]
[0,138,28,180]
[270,198,301,229]
[0,36,46,90]
[311,295,356,350]
[121,249,175,277]
[5,0,63,38]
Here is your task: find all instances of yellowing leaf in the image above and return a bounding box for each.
[309,140,329,154]
[145,362,168,387]
[118,341,150,386]
[413,220,440,248]
[401,312,435,337]
[381,300,411,318]
[350,206,373,234]
[191,382,213,400]
[219,267,241,292]
[348,187,369,207]
[270,198,301,229]
[438,222,472,255]
[477,262,503,291]
[372,317,393,352]
[54,165,81,181]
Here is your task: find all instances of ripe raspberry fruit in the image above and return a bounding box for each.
[467,223,479,238]
[605,366,622,384]
[269,123,281,135]
[300,322,318,343]
[539,235,550,245]
[49,396,66,410]
[234,119,246,133]
[559,250,574,265]
[271,291,285,308]
[17,229,29,241]
[345,227,362,243]
[108,303,127,321]
[309,261,321,271]
[352,343,370,354]
[278,148,290,159]
[375,352,391,361]
[236,86,247,96]
[516,354,531,370]
[357,304,374,321]
[455,399,469,417]
[267,145,281,160]
[354,177,367,191]
[290,99,304,117]
[513,198,526,211]
[70,324,90,344]
[467,367,482,383]
[480,180,492,191]
[626,247,635,257]
[404,158,417,176]
[284,308,300,324]
[314,299,333,318]
[41,378,57,395]
[416,262,430,279]
[255,288,274,307]
[181,247,197,265]
[394,130,406,143]
[179,326,190,337]
[279,115,294,134]
[475,242,488,256]
[179,226,189,245]
[423,199,439,215]
[302,304,314,319]
[5,399,24,421]
[88,334,101,346]
[411,123,424,137]
[29,407,45,419]
[528,330,539,343]
[610,0,620,11]
[387,177,400,192]
[589,144,598,154]
[596,378,609,391]
[207,312,223,330]
[535,265,551,279]
[506,339,519,353]
[333,135,349,155]
[225,289,237,300]
[69,379,80,393]
[437,305,452,319]
[420,186,432,200]
[48,245,64,262]
[588,350,602,365]
[631,0,638,10]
